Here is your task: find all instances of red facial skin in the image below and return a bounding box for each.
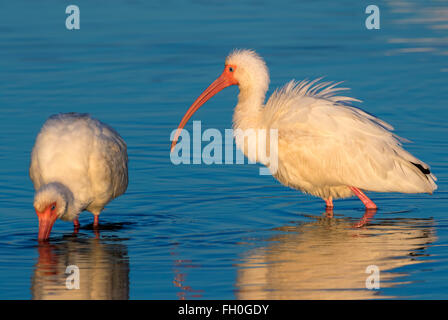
[35,202,58,241]
[170,64,239,152]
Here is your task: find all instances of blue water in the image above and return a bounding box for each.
[0,0,447,299]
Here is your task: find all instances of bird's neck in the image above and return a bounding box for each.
[232,87,266,131]
[231,86,270,164]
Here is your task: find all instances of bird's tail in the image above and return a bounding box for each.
[409,161,438,194]
[394,147,437,194]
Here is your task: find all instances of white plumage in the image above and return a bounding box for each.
[30,113,128,240]
[262,79,437,199]
[171,49,437,210]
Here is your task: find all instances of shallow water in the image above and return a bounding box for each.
[0,0,447,299]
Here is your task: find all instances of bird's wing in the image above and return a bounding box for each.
[29,114,93,192]
[88,119,128,205]
[29,147,43,191]
[264,80,436,193]
[30,113,99,199]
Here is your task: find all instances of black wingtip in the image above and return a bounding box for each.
[411,162,431,175]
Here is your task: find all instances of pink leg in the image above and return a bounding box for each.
[93,215,99,227]
[323,197,334,217]
[349,187,377,209]
[93,216,100,239]
[72,219,80,235]
[325,196,333,208]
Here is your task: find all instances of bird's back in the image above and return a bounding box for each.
[30,113,128,213]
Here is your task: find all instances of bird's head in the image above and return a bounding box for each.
[170,49,269,151]
[34,183,69,241]
[224,49,269,94]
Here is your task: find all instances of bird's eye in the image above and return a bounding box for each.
[228,66,234,72]
[51,205,56,211]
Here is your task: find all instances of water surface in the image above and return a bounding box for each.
[0,0,447,299]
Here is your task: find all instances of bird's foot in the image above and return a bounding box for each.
[323,197,334,217]
[325,196,333,208]
[325,197,334,215]
[73,219,80,235]
[93,216,100,238]
[324,208,334,218]
[93,215,99,228]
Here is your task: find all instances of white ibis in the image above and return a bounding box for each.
[171,49,437,211]
[30,113,128,241]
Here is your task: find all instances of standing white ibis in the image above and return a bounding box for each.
[30,113,128,241]
[171,49,437,211]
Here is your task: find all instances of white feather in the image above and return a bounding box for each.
[30,113,128,221]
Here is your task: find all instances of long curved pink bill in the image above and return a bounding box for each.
[170,72,234,152]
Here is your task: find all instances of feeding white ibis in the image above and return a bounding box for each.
[171,49,437,211]
[30,113,128,241]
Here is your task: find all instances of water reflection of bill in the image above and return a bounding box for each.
[31,237,129,300]
[236,213,436,299]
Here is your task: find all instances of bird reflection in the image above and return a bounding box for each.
[31,237,129,300]
[236,210,436,299]
[170,244,204,300]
